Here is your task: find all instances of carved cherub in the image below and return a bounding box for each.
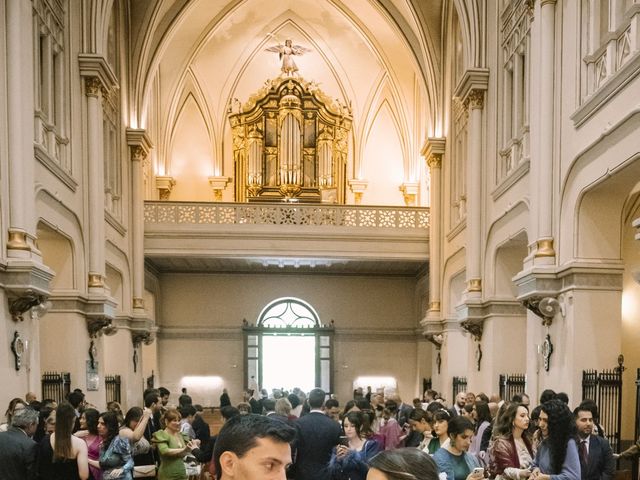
[266,38,311,76]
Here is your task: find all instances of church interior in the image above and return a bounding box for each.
[1,0,640,450]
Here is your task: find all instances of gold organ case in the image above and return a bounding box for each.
[228,77,352,203]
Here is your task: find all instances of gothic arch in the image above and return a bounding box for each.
[483,201,530,297]
[559,109,640,262]
[162,70,216,177]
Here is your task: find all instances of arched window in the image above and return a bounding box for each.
[258,297,319,328]
[244,297,333,395]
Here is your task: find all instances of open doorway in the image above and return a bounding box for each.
[262,334,316,392]
[243,297,334,395]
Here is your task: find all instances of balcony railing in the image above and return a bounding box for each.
[144,201,430,231]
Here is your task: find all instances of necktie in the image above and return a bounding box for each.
[579,439,588,466]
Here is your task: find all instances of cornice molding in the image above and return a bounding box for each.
[78,54,118,92]
[453,68,490,106]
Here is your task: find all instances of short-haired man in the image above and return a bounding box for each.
[451,392,466,417]
[324,398,340,423]
[292,388,341,480]
[574,405,615,480]
[213,414,296,479]
[158,387,171,406]
[136,392,162,467]
[0,407,39,480]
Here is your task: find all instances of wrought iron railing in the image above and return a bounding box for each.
[144,201,430,230]
[582,366,624,452]
[499,373,527,402]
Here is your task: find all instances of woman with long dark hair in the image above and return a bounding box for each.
[530,399,579,480]
[433,416,484,480]
[328,411,382,480]
[98,411,133,479]
[38,401,89,480]
[367,448,440,480]
[488,403,534,479]
[426,409,451,454]
[75,407,102,480]
[469,401,492,461]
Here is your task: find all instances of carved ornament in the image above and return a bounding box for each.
[425,333,445,349]
[87,317,112,338]
[10,292,47,322]
[461,318,484,342]
[466,89,485,110]
[428,153,443,169]
[84,77,102,97]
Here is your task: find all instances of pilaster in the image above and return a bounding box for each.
[421,137,446,326]
[126,129,153,316]
[455,69,489,302]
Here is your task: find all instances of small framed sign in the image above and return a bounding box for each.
[86,360,99,391]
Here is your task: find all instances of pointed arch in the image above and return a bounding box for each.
[358,73,411,181]
[161,69,217,177]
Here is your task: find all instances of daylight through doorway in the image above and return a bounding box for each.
[262,335,316,393]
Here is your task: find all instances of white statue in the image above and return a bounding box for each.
[266,39,311,76]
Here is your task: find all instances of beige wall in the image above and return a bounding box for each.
[156,272,426,406]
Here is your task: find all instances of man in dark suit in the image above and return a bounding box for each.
[574,405,615,480]
[292,388,341,480]
[0,407,39,480]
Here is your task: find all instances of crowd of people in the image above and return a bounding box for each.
[0,385,639,480]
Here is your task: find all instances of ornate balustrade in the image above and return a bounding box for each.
[144,201,430,230]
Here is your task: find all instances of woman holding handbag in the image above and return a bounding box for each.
[119,407,154,478]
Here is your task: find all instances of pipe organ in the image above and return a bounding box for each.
[229,78,352,203]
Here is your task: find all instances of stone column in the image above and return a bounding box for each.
[6,0,35,255]
[421,138,446,319]
[79,54,117,292]
[535,0,557,262]
[85,77,106,291]
[465,90,485,298]
[126,129,152,313]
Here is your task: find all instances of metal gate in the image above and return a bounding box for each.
[453,376,468,401]
[499,373,527,402]
[581,363,623,452]
[41,371,71,404]
[105,374,121,405]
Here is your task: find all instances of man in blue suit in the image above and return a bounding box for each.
[574,405,615,480]
[0,407,39,480]
[292,388,341,480]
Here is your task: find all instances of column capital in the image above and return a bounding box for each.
[466,89,485,110]
[156,176,176,200]
[78,53,118,91]
[539,0,557,6]
[208,176,231,201]
[126,128,153,161]
[400,183,419,206]
[453,68,489,110]
[421,137,446,169]
[84,77,102,98]
[348,179,368,205]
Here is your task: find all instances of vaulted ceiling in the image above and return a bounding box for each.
[127,0,444,142]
